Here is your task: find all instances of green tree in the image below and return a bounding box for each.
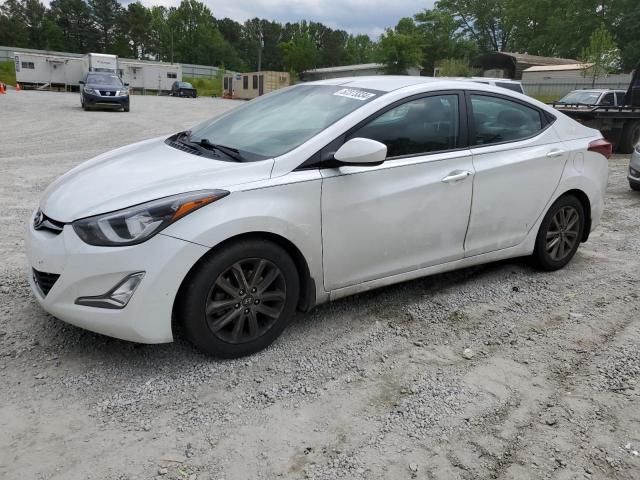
[88,0,122,52]
[279,23,319,74]
[344,34,375,64]
[436,57,478,76]
[0,0,29,47]
[376,18,423,74]
[436,0,516,52]
[580,25,621,86]
[48,0,97,52]
[413,8,477,74]
[41,15,66,50]
[614,0,640,70]
[122,1,152,58]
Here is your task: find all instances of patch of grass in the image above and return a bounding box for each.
[183,76,222,97]
[530,94,558,104]
[0,61,16,86]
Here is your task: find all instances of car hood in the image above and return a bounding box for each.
[86,84,120,89]
[40,136,275,222]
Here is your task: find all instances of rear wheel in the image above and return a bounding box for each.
[532,195,585,271]
[619,121,640,154]
[178,239,299,358]
[630,180,640,191]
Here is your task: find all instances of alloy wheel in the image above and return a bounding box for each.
[545,206,580,261]
[205,258,286,344]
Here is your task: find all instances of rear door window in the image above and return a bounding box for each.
[615,91,626,106]
[470,94,543,146]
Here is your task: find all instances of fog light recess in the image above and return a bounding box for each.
[75,272,145,309]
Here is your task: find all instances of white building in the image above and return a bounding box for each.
[14,50,182,92]
[521,63,596,82]
[118,59,182,92]
[14,52,83,90]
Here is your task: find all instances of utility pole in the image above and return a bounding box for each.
[170,29,174,64]
[257,30,264,72]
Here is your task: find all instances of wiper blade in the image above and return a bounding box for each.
[174,131,243,162]
[196,138,243,162]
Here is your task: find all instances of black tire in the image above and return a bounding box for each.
[178,239,300,358]
[630,181,640,191]
[532,195,585,271]
[619,121,640,154]
[123,104,130,112]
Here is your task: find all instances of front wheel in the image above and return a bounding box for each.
[532,195,585,271]
[178,239,300,358]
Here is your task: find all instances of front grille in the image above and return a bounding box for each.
[33,269,60,297]
[34,212,65,235]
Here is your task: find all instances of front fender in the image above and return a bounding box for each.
[161,171,327,303]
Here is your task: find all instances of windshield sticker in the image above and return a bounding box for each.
[333,88,376,101]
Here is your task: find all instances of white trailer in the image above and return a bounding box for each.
[118,59,182,93]
[82,53,118,76]
[14,52,83,90]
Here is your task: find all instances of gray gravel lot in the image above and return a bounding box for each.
[1,91,639,480]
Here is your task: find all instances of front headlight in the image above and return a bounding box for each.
[118,89,129,97]
[84,86,96,94]
[72,190,229,246]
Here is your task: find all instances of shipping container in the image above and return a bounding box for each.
[223,71,290,100]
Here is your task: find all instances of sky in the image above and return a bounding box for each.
[139,0,437,38]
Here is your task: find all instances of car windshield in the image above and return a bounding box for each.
[557,91,601,105]
[86,74,122,86]
[179,82,193,88]
[189,84,382,158]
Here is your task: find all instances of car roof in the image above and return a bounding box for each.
[306,75,512,93]
[469,77,522,83]
[567,89,624,94]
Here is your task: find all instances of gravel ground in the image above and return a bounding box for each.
[1,91,639,480]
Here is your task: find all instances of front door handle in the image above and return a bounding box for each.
[441,170,472,183]
[546,148,566,158]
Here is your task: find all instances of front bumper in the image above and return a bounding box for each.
[83,92,129,108]
[629,151,640,185]
[25,211,209,343]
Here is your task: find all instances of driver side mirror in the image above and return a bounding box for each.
[124,83,129,87]
[332,138,387,166]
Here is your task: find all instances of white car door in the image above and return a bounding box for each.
[463,93,569,257]
[321,92,474,291]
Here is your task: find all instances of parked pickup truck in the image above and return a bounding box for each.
[552,65,640,153]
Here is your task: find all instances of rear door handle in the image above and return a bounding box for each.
[546,149,566,158]
[441,170,472,183]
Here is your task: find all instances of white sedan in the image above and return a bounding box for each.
[26,77,611,357]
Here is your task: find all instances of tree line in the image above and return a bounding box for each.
[1,0,639,75]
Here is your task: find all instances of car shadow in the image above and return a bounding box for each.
[39,256,544,373]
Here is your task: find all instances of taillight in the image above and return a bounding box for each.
[588,138,612,159]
